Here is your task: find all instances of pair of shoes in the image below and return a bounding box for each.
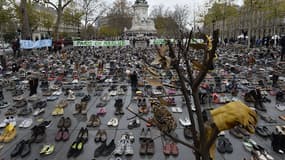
[18,107,32,116]
[30,125,46,143]
[163,142,178,156]
[57,117,72,128]
[33,100,46,117]
[139,128,152,140]
[52,106,64,116]
[77,127,88,143]
[66,90,76,101]
[94,129,107,143]
[255,126,271,137]
[128,118,140,129]
[39,120,52,128]
[94,139,116,157]
[81,95,91,102]
[19,118,33,128]
[96,102,107,108]
[33,100,47,109]
[10,140,31,158]
[0,124,17,143]
[87,114,101,127]
[27,94,40,102]
[97,107,106,115]
[0,116,16,128]
[276,104,285,111]
[114,135,134,156]
[13,99,27,108]
[67,138,86,158]
[73,102,88,115]
[55,128,69,141]
[140,141,154,155]
[107,118,119,127]
[0,101,9,109]
[179,118,191,127]
[243,138,274,160]
[229,126,248,139]
[5,108,17,116]
[40,144,55,155]
[217,135,233,153]
[114,99,124,115]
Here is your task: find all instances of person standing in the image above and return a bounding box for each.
[280,35,285,61]
[130,71,138,91]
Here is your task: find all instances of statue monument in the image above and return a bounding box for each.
[125,0,157,47]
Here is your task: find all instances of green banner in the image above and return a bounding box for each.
[73,40,130,47]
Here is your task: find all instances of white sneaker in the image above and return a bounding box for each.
[276,104,285,111]
[33,108,45,116]
[19,118,33,128]
[107,118,119,127]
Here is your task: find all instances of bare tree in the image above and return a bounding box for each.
[80,0,106,30]
[34,0,72,40]
[171,5,190,32]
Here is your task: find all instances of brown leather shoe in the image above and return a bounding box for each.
[93,115,101,127]
[146,139,154,155]
[100,130,107,142]
[81,102,88,115]
[87,115,96,127]
[73,103,81,114]
[139,140,147,155]
[63,117,72,128]
[57,117,65,128]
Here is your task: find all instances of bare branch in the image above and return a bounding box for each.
[62,0,72,10]
[44,1,58,10]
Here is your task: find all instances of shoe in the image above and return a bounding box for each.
[13,100,27,108]
[57,117,65,128]
[128,118,140,129]
[0,101,9,109]
[229,126,243,139]
[0,116,16,128]
[114,138,125,156]
[125,139,134,156]
[0,124,17,143]
[163,142,171,155]
[81,95,91,102]
[20,140,31,157]
[179,118,191,126]
[217,135,233,154]
[276,104,285,111]
[18,107,32,116]
[107,118,119,127]
[97,107,106,115]
[73,103,82,114]
[33,107,45,116]
[100,130,107,142]
[81,128,88,143]
[39,120,52,128]
[102,139,116,156]
[34,126,46,143]
[19,118,33,128]
[62,128,70,141]
[255,126,271,137]
[81,102,88,115]
[52,107,64,116]
[139,140,147,155]
[87,114,96,127]
[11,140,25,157]
[170,142,179,156]
[67,140,84,158]
[63,117,72,128]
[5,108,17,116]
[94,130,102,143]
[40,144,55,155]
[146,139,155,155]
[55,128,63,141]
[139,128,146,140]
[94,141,107,157]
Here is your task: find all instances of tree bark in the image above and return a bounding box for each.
[21,0,31,39]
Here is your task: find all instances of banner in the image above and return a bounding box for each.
[73,40,130,47]
[20,39,52,49]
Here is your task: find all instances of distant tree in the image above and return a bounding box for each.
[102,0,132,37]
[39,10,54,33]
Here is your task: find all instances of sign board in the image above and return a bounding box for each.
[20,39,52,49]
[73,40,130,47]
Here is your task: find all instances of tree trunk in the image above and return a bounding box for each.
[21,0,31,39]
[54,1,63,40]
